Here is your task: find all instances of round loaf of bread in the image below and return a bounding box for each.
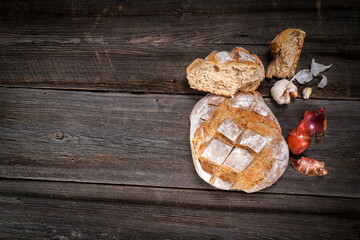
[190,92,288,193]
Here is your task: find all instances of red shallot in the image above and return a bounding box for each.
[303,107,327,139]
[287,120,311,155]
[291,157,328,176]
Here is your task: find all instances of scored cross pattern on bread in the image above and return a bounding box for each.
[190,92,288,193]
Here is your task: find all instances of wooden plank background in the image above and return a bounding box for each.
[1,0,359,239]
[0,0,359,98]
[1,87,359,198]
[1,179,359,239]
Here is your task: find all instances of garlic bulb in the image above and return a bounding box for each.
[271,79,298,105]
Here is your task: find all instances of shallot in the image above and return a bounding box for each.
[303,107,327,139]
[291,157,328,176]
[287,120,311,155]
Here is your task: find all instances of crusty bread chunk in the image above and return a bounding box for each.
[186,47,265,97]
[190,92,288,193]
[266,29,306,79]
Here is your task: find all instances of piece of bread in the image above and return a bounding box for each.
[190,92,288,193]
[266,28,306,79]
[186,47,265,97]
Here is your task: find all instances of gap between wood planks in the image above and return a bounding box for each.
[2,177,359,239]
[1,177,359,200]
[1,85,359,102]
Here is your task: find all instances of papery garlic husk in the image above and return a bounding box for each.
[271,79,298,105]
[291,69,313,84]
[311,59,332,77]
[317,74,328,88]
[302,87,312,99]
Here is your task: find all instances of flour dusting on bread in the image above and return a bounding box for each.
[190,92,288,193]
[215,51,234,63]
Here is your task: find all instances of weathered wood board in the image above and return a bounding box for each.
[0,1,359,99]
[1,88,359,197]
[1,179,359,239]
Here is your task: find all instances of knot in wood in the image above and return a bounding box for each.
[172,8,184,17]
[53,131,65,140]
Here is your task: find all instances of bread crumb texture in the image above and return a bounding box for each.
[266,29,306,79]
[186,47,265,97]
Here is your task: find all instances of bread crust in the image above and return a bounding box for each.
[266,28,306,79]
[186,58,204,76]
[186,47,265,97]
[190,92,288,193]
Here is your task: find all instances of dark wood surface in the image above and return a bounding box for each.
[1,1,359,239]
[1,179,359,239]
[0,0,359,99]
[1,88,359,198]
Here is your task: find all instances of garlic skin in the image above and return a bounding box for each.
[292,69,313,84]
[302,87,312,99]
[271,79,298,105]
[311,59,332,77]
[317,74,328,88]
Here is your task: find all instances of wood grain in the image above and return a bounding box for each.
[1,179,359,239]
[1,87,359,197]
[0,2,359,99]
[1,0,358,18]
[1,1,359,238]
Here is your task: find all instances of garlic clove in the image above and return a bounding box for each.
[292,69,313,84]
[302,87,312,99]
[317,74,328,88]
[271,79,298,105]
[289,90,298,99]
[311,59,332,77]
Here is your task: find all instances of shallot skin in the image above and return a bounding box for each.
[287,120,311,155]
[291,157,328,176]
[304,108,327,139]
